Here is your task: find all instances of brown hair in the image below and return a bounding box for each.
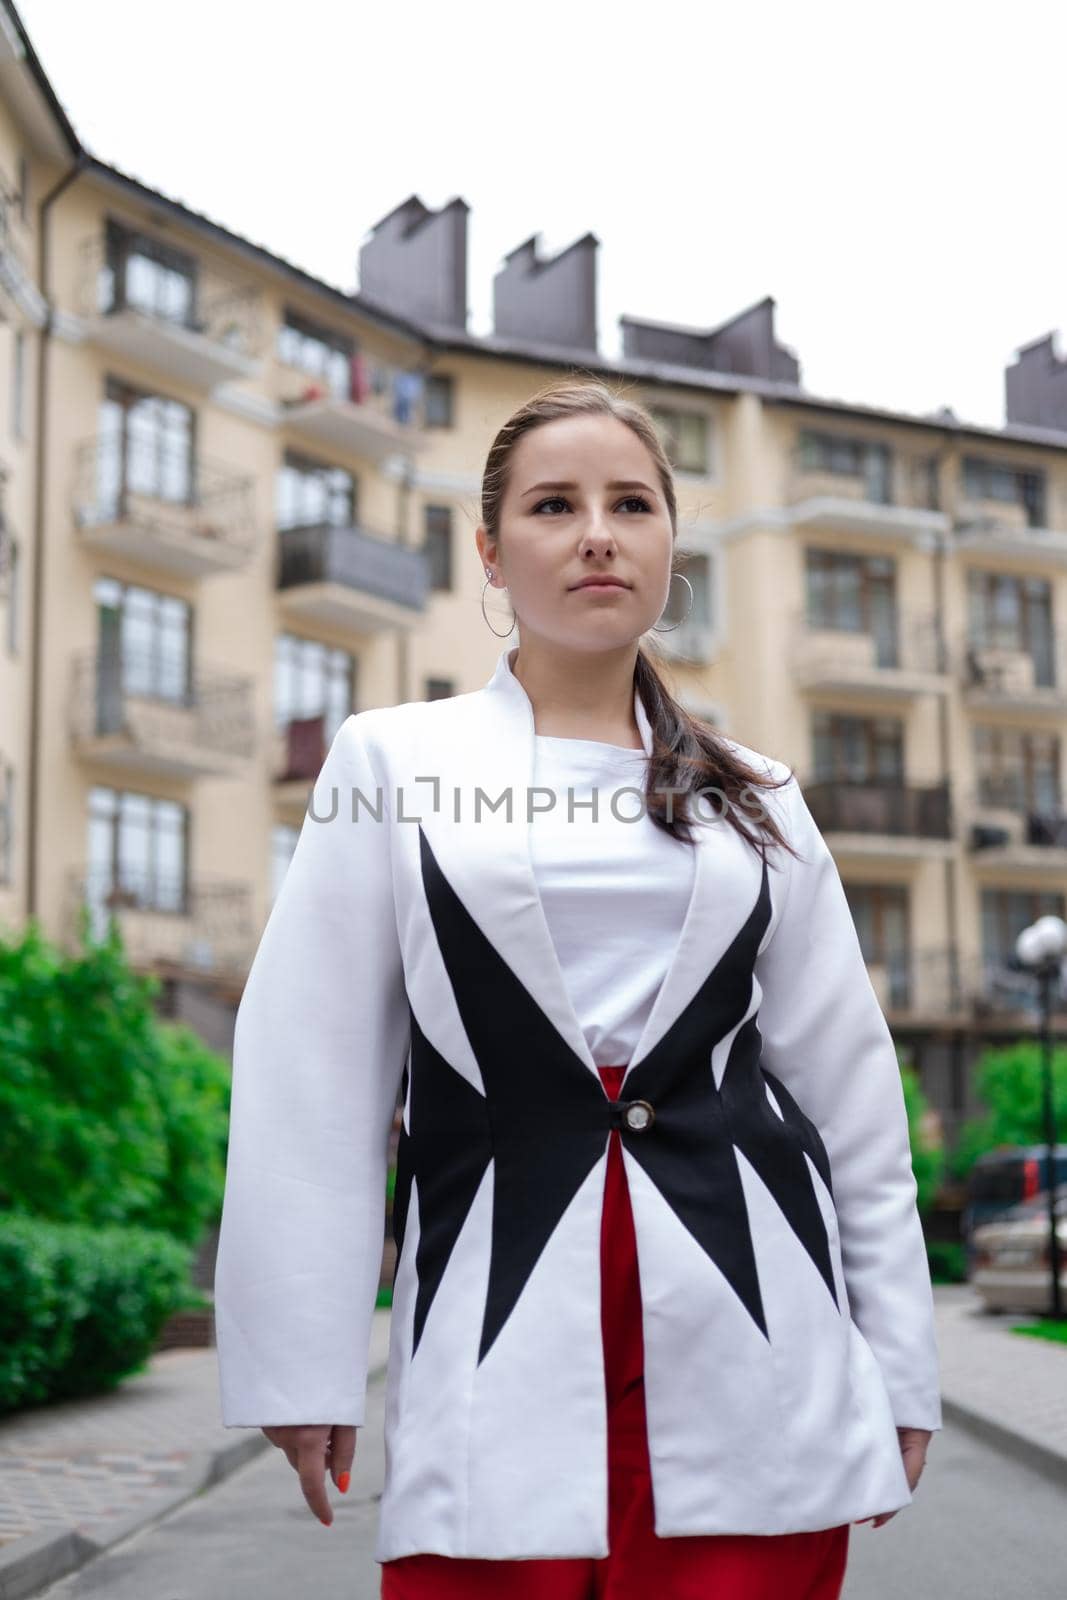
[479,374,801,861]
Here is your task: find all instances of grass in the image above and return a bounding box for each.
[1010,1317,1067,1345]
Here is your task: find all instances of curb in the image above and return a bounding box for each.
[0,1355,391,1600]
[940,1394,1067,1491]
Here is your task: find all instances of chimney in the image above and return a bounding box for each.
[619,296,800,384]
[492,231,599,352]
[358,194,469,331]
[1005,332,1067,431]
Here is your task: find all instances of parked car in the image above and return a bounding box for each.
[970,1184,1067,1313]
[961,1144,1067,1254]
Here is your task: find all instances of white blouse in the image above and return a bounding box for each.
[528,732,696,1067]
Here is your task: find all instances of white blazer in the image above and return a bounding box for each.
[213,641,943,1562]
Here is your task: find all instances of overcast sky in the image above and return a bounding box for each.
[16,0,1067,429]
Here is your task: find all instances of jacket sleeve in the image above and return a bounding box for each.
[213,711,410,1428]
[751,772,943,1433]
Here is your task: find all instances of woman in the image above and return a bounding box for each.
[214,378,941,1597]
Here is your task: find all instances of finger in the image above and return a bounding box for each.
[330,1425,358,1492]
[297,1440,333,1526]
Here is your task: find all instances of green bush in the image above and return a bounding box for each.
[949,1038,1067,1183]
[899,1059,945,1213]
[0,1213,193,1412]
[0,918,230,1243]
[927,1240,968,1284]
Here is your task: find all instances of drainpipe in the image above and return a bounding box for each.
[26,152,88,919]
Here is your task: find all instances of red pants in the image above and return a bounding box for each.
[380,1065,850,1599]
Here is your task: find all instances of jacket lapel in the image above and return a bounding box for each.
[418,643,767,1091]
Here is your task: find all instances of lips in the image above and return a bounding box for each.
[571,578,629,590]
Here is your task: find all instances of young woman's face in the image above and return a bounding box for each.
[478,413,675,654]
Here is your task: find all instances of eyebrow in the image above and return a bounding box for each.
[520,479,657,497]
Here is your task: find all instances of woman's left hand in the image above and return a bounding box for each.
[855,1427,932,1529]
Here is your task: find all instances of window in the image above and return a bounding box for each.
[967,571,1054,686]
[424,374,454,428]
[102,218,197,328]
[5,536,17,654]
[0,757,13,886]
[97,379,195,513]
[423,504,453,590]
[962,456,1046,527]
[87,784,189,915]
[276,450,356,531]
[425,677,455,700]
[12,330,25,441]
[797,430,892,504]
[16,152,28,223]
[273,633,355,741]
[974,726,1061,813]
[812,711,905,784]
[805,548,898,666]
[648,406,709,474]
[981,887,1066,965]
[277,309,353,399]
[94,576,192,706]
[842,882,911,1007]
[663,551,713,632]
[271,822,300,903]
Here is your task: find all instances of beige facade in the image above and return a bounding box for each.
[1,3,1065,1152]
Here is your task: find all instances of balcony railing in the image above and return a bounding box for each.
[959,628,1067,701]
[77,231,265,364]
[69,648,256,775]
[864,947,1067,1020]
[277,521,429,613]
[804,779,953,839]
[966,787,1067,853]
[66,865,255,978]
[73,437,256,573]
[791,608,947,684]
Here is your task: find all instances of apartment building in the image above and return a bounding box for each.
[1,1,1065,1148]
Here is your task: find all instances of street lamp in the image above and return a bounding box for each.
[1014,914,1067,1321]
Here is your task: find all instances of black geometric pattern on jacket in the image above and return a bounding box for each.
[390,822,840,1365]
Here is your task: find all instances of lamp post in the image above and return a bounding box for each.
[1014,914,1067,1321]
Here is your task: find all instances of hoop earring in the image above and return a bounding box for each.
[481,570,516,638]
[651,572,694,632]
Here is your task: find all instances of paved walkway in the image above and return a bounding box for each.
[0,1289,1063,1597]
[932,1282,1067,1485]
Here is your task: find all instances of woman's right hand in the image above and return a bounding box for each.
[261,1424,357,1526]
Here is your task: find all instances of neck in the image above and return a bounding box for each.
[508,638,643,747]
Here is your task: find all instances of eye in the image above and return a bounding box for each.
[531,494,653,515]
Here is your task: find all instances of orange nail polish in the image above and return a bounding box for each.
[338,1470,350,1493]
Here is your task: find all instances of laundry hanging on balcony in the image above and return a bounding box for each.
[392,369,424,424]
[350,351,370,404]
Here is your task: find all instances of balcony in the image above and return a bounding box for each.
[69,649,256,779]
[72,437,257,578]
[959,630,1067,717]
[864,948,969,1021]
[77,231,264,389]
[965,786,1067,872]
[962,952,1067,1024]
[953,499,1067,569]
[276,521,429,632]
[785,467,948,547]
[66,866,255,981]
[803,778,954,860]
[280,365,430,463]
[790,610,949,701]
[272,713,328,812]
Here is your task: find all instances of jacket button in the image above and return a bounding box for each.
[623,1100,655,1132]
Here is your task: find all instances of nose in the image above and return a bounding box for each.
[579,514,617,555]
